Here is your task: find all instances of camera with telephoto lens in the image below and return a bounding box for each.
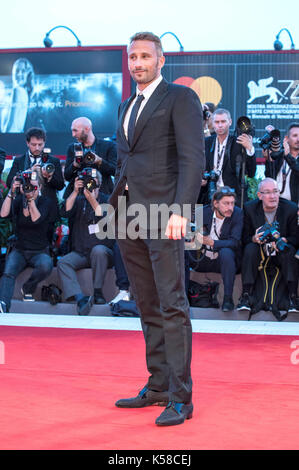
[257,221,289,252]
[40,148,55,174]
[16,170,38,194]
[203,169,221,201]
[258,126,282,159]
[74,143,96,165]
[77,167,98,193]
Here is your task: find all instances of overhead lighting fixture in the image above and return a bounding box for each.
[160,32,184,52]
[274,28,295,51]
[43,25,82,48]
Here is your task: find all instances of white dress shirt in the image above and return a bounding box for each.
[123,74,163,140]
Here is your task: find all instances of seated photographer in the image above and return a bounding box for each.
[0,174,54,313]
[264,123,299,204]
[186,186,243,312]
[237,178,298,314]
[7,127,64,241]
[198,109,256,207]
[57,169,115,316]
[63,117,117,199]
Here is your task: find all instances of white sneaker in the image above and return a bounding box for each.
[109,290,130,305]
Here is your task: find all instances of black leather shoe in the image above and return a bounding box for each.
[94,289,106,305]
[77,296,94,316]
[115,386,169,408]
[222,295,234,312]
[155,401,193,426]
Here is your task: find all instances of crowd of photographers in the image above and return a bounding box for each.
[0,108,298,318]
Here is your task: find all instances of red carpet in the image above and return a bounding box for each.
[0,325,299,450]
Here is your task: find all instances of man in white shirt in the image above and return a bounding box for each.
[199,108,256,207]
[264,123,299,205]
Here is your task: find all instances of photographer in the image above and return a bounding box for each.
[57,169,115,316]
[198,109,256,207]
[264,123,299,204]
[186,186,243,312]
[237,178,298,315]
[63,117,117,199]
[7,127,64,241]
[0,175,54,313]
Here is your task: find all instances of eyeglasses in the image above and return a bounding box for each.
[259,190,280,195]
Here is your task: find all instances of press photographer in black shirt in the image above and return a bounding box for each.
[64,117,117,199]
[7,127,64,242]
[0,173,54,313]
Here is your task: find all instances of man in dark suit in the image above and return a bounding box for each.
[186,186,243,312]
[237,178,298,314]
[7,127,64,242]
[198,108,256,207]
[63,117,117,199]
[109,32,205,426]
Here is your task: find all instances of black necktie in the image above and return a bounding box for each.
[127,94,144,146]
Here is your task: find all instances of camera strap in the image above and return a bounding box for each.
[215,139,226,172]
[279,161,291,194]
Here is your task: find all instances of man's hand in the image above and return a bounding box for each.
[165,214,188,240]
[197,232,214,247]
[236,133,253,152]
[252,226,264,244]
[283,136,290,156]
[74,177,84,194]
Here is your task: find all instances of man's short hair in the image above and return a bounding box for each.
[129,31,163,57]
[257,177,278,192]
[287,122,299,135]
[212,108,231,121]
[26,127,46,142]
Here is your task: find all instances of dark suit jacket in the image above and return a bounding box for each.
[203,204,243,255]
[242,198,298,248]
[199,134,257,206]
[64,138,117,198]
[7,152,64,221]
[265,152,299,204]
[109,79,205,223]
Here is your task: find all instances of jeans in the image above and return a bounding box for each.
[0,248,53,310]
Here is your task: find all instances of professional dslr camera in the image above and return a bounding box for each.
[258,125,282,158]
[235,116,255,137]
[15,170,38,194]
[74,143,96,165]
[202,170,221,201]
[77,167,98,193]
[257,221,289,253]
[40,148,55,175]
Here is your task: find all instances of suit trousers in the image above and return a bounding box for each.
[57,245,113,300]
[117,233,192,404]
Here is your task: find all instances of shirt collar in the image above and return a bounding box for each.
[136,74,163,100]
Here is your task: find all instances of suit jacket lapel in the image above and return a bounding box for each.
[118,94,136,147]
[131,79,169,148]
